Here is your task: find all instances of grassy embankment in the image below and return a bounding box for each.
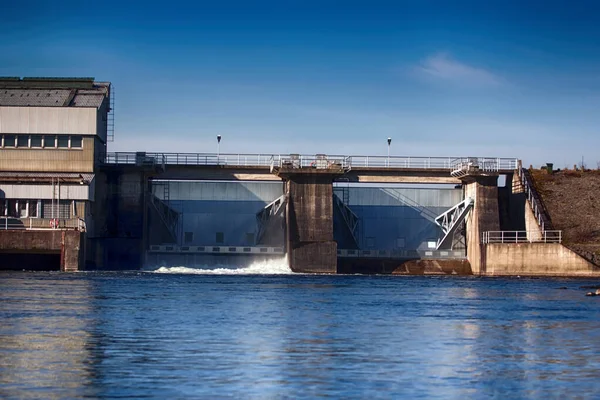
[530,168,600,266]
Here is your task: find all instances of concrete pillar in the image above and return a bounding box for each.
[463,176,500,274]
[285,175,337,273]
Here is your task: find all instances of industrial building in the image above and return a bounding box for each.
[0,77,112,270]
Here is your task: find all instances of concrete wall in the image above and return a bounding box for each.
[464,176,500,274]
[0,181,93,200]
[0,230,83,271]
[0,106,97,134]
[485,243,600,276]
[524,200,543,241]
[287,176,337,273]
[88,169,147,269]
[0,136,97,172]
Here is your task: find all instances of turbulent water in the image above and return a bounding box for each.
[1,266,599,399]
[149,256,293,275]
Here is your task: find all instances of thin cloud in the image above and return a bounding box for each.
[415,53,503,87]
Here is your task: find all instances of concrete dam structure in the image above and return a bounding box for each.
[84,152,599,276]
[1,77,598,276]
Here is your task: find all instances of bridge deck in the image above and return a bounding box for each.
[103,153,518,182]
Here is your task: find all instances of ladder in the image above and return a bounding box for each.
[107,84,115,142]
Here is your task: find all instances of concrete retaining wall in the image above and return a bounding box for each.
[485,243,600,276]
[0,230,83,271]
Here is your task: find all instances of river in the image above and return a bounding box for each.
[1,259,599,399]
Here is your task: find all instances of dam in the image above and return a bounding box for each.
[1,77,598,276]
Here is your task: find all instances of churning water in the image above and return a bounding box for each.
[148,256,293,275]
[1,270,599,399]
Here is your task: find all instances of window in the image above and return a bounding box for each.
[57,136,69,148]
[1,134,84,150]
[3,135,15,147]
[216,232,224,244]
[17,135,28,148]
[29,201,38,218]
[184,232,194,244]
[30,135,42,148]
[6,200,18,217]
[18,201,27,218]
[42,200,70,219]
[43,135,56,148]
[70,135,83,148]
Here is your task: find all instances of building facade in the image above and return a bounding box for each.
[0,77,111,269]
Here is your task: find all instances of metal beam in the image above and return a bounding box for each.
[435,197,474,250]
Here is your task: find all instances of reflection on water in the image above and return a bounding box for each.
[1,273,599,398]
[0,276,96,399]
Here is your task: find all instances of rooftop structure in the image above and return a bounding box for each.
[0,77,110,108]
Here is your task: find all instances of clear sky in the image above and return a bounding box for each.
[2,0,599,167]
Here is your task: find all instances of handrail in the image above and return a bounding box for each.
[0,217,86,231]
[101,152,519,171]
[482,230,562,244]
[517,168,553,231]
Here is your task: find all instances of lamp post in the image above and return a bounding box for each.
[387,137,392,167]
[216,134,222,165]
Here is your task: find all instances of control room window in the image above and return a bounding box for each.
[30,135,42,148]
[17,135,29,148]
[43,135,56,148]
[70,135,83,148]
[57,136,69,148]
[3,135,15,148]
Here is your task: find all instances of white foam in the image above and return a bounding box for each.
[147,256,292,275]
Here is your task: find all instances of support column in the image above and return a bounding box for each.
[285,174,338,273]
[463,175,500,274]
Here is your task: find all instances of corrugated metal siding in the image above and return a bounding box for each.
[0,183,92,200]
[0,106,97,134]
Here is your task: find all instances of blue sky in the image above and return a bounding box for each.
[2,0,599,167]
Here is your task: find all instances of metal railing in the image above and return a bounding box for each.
[482,230,562,244]
[272,154,351,170]
[0,217,86,231]
[102,152,519,171]
[450,157,509,177]
[517,168,552,231]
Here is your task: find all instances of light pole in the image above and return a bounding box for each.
[387,137,392,167]
[216,134,222,165]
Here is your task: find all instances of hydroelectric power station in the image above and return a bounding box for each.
[1,77,599,276]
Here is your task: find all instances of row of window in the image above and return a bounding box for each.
[1,199,76,219]
[0,134,83,149]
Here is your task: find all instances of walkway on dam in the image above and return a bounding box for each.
[103,152,518,173]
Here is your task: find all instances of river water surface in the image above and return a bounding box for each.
[1,260,599,399]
